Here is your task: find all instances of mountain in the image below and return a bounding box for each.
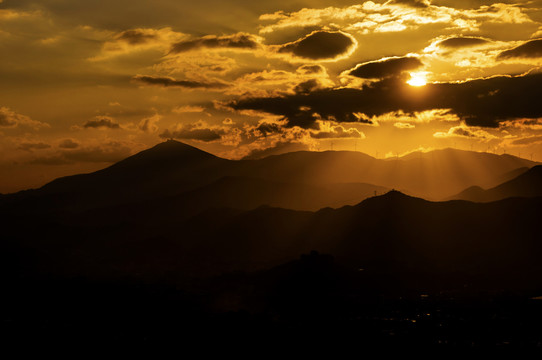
[1,141,537,215]
[4,190,542,294]
[450,165,542,202]
[240,148,538,199]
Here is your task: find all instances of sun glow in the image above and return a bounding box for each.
[407,72,427,87]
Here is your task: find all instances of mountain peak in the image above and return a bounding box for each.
[110,140,220,170]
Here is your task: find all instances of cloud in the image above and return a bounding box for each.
[159,121,226,142]
[386,0,430,8]
[138,114,161,133]
[17,142,51,152]
[0,107,49,130]
[437,36,490,49]
[293,79,326,94]
[83,116,121,129]
[228,67,333,97]
[394,122,415,129]
[0,108,18,127]
[115,29,157,45]
[226,72,542,128]
[311,121,365,139]
[497,39,542,59]
[92,27,186,60]
[169,33,261,53]
[277,31,357,61]
[172,105,205,113]
[433,125,497,140]
[258,1,536,36]
[58,139,79,149]
[133,74,228,89]
[347,56,423,79]
[297,64,326,75]
[499,118,542,130]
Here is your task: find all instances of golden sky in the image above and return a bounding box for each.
[1,0,542,192]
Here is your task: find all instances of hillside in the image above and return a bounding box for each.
[450,165,542,202]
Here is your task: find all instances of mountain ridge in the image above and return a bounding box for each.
[1,140,538,214]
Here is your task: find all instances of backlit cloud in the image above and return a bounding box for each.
[347,56,423,79]
[311,121,365,139]
[159,121,227,142]
[497,38,542,59]
[0,107,49,130]
[433,124,497,140]
[133,74,228,89]
[83,116,121,129]
[276,30,357,61]
[169,33,262,53]
[226,72,542,129]
[437,36,490,49]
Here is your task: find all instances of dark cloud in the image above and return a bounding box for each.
[386,0,430,8]
[58,139,79,149]
[17,142,51,152]
[255,122,283,136]
[293,79,323,94]
[133,75,228,89]
[348,57,423,79]
[227,72,542,128]
[116,29,157,45]
[297,64,326,75]
[83,116,121,129]
[170,33,260,53]
[159,123,225,142]
[438,37,490,49]
[278,31,356,60]
[497,39,542,60]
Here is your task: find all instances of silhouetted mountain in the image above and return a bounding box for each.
[1,141,536,214]
[450,165,542,202]
[4,189,542,295]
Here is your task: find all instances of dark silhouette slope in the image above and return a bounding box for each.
[5,190,542,294]
[450,165,542,202]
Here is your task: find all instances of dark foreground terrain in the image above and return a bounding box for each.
[4,253,542,351]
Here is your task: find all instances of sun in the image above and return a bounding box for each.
[407,72,427,87]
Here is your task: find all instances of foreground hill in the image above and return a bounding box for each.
[1,140,537,214]
[4,191,542,294]
[450,165,542,202]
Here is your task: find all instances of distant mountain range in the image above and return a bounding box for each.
[1,140,538,215]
